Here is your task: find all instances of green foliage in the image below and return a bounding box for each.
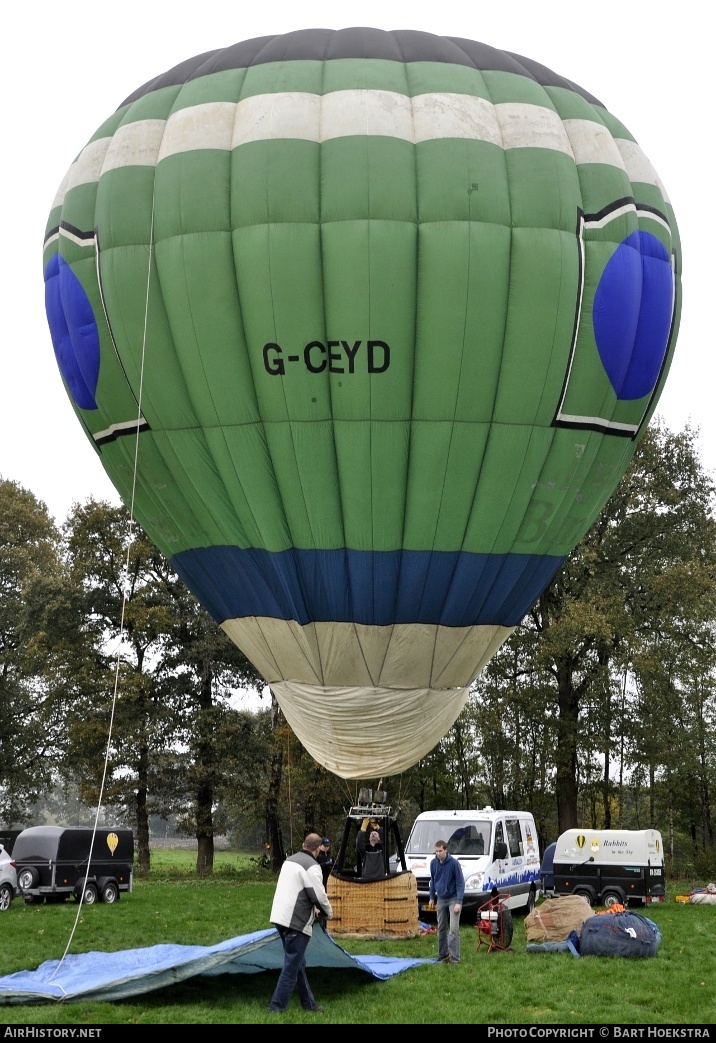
[462,421,716,841]
[0,479,63,820]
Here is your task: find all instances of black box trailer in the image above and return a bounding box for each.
[550,828,666,908]
[12,826,134,905]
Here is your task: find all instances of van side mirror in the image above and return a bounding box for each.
[494,841,508,860]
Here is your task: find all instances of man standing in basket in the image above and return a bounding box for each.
[428,839,465,964]
[357,817,386,880]
[268,833,333,1014]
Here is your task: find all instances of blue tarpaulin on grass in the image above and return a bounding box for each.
[0,927,434,1005]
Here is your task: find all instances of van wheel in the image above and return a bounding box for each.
[521,887,536,915]
[17,867,39,891]
[573,888,594,906]
[601,889,624,909]
[0,883,14,911]
[100,881,119,904]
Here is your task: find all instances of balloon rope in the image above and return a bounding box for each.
[51,199,157,976]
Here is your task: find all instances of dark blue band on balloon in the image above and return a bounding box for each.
[171,546,565,628]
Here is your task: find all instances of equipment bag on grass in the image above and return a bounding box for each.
[577,911,661,958]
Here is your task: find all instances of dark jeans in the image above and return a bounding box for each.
[268,925,318,1011]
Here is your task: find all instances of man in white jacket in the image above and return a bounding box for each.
[268,832,333,1013]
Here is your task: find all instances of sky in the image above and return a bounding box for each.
[1,0,708,526]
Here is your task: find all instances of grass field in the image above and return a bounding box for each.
[0,852,714,1027]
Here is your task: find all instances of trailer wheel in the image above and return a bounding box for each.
[0,882,14,911]
[17,867,39,891]
[77,883,98,905]
[573,888,594,906]
[100,881,119,904]
[601,889,624,909]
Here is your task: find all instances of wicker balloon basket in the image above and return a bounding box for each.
[326,872,420,939]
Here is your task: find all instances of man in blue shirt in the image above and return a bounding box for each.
[428,839,465,964]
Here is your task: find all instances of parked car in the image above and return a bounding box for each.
[13,826,134,905]
[0,842,18,911]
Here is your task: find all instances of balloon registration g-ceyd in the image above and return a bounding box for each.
[43,28,680,779]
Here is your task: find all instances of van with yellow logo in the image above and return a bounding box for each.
[548,828,665,908]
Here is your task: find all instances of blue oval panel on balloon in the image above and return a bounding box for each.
[44,254,100,411]
[594,230,673,401]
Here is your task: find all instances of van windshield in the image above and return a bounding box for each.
[408,820,491,856]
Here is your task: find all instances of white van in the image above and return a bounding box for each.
[550,828,666,908]
[401,807,541,917]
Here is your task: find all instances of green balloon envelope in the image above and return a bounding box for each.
[43,29,680,778]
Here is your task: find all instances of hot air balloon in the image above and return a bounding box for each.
[43,28,680,779]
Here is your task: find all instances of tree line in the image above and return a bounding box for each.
[1,420,714,879]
